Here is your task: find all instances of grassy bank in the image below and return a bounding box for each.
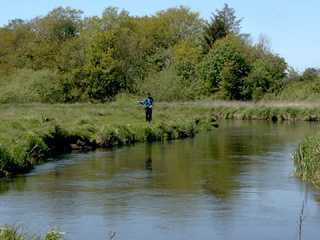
[294,135,320,187]
[178,100,320,121]
[2,98,320,177]
[0,98,218,176]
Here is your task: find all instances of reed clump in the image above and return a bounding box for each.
[0,225,63,240]
[294,135,320,186]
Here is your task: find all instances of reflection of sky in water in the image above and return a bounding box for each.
[0,120,319,240]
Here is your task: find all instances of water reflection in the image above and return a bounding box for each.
[0,176,27,194]
[144,143,152,171]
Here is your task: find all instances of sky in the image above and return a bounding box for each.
[1,0,319,71]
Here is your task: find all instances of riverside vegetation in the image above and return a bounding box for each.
[2,98,320,178]
[0,96,219,177]
[294,134,320,187]
[0,225,62,240]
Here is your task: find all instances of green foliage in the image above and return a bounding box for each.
[301,68,320,81]
[32,7,83,42]
[172,39,202,81]
[0,226,63,240]
[0,5,289,102]
[244,60,274,100]
[43,230,63,240]
[203,4,242,51]
[264,79,320,101]
[0,69,65,103]
[198,35,250,96]
[78,31,125,100]
[138,66,203,101]
[294,134,320,186]
[220,61,247,100]
[0,226,24,240]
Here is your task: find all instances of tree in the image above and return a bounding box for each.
[203,4,242,51]
[220,61,245,100]
[198,35,250,93]
[32,7,83,41]
[77,31,125,100]
[243,60,274,100]
[0,20,36,71]
[155,6,204,46]
[172,39,202,81]
[301,68,320,81]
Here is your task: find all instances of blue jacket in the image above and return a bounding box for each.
[143,97,154,108]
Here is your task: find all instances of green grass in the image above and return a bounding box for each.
[0,96,218,176]
[178,100,320,121]
[0,225,62,240]
[294,134,320,187]
[2,97,320,177]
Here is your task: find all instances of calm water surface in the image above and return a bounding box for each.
[1,121,320,240]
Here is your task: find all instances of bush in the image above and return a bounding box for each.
[243,60,273,100]
[301,68,320,81]
[0,69,65,103]
[220,61,246,100]
[197,35,250,94]
[137,66,204,101]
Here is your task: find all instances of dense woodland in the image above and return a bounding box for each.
[0,4,319,102]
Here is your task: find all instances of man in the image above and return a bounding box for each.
[140,93,154,122]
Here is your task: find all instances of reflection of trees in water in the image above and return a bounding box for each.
[0,176,26,194]
[200,121,318,199]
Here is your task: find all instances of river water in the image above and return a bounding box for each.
[0,121,320,239]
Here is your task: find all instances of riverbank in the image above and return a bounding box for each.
[0,99,217,177]
[2,99,320,177]
[183,100,320,121]
[294,135,320,187]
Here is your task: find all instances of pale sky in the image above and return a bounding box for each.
[2,0,320,71]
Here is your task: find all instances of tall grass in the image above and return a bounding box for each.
[0,225,62,240]
[294,135,320,186]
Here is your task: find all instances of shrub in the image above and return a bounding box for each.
[197,35,250,94]
[138,66,204,101]
[0,69,65,103]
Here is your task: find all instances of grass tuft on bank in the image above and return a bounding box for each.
[294,135,320,187]
[0,225,63,240]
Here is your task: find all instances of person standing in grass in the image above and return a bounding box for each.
[139,93,154,122]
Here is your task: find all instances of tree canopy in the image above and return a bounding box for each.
[0,4,289,102]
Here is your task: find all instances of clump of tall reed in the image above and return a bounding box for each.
[0,225,63,240]
[294,135,320,186]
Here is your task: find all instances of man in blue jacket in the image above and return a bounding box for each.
[140,93,154,122]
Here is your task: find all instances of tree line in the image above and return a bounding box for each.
[0,4,295,102]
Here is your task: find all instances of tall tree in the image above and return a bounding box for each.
[203,4,242,51]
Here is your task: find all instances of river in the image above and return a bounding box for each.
[0,120,320,239]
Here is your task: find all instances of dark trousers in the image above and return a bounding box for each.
[145,107,152,122]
